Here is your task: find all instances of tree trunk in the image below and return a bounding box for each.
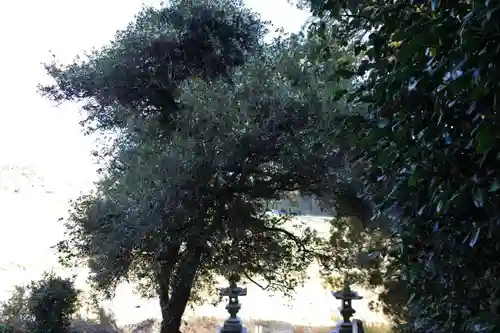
[162,244,204,333]
[157,244,181,333]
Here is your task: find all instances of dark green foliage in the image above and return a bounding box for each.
[39,0,266,133]
[305,0,500,332]
[0,285,30,331]
[39,1,369,332]
[40,0,357,331]
[0,324,13,333]
[39,3,270,332]
[27,274,80,333]
[54,29,346,301]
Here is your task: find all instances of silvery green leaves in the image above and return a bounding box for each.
[39,0,266,135]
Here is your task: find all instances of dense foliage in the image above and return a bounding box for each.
[40,0,265,136]
[41,2,268,331]
[0,286,30,332]
[43,0,498,331]
[304,0,500,332]
[39,1,367,333]
[27,274,79,333]
[0,275,79,333]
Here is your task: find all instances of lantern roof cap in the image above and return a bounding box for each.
[332,284,363,300]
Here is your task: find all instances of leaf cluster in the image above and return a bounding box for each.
[39,0,266,134]
[0,285,30,332]
[27,273,80,333]
[305,0,500,332]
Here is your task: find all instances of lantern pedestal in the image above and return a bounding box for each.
[217,325,247,333]
[219,275,247,333]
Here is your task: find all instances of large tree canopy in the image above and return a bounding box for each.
[57,29,345,292]
[40,1,365,332]
[304,0,500,332]
[41,2,268,332]
[40,0,266,135]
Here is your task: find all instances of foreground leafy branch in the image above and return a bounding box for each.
[305,0,500,332]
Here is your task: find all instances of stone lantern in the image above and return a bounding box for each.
[331,283,365,333]
[219,275,247,333]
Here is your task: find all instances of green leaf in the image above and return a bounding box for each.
[336,68,356,78]
[435,200,444,215]
[475,125,496,155]
[408,168,422,187]
[489,180,500,193]
[331,88,349,101]
[471,86,490,99]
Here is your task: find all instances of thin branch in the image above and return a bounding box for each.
[261,225,326,262]
[243,271,269,291]
[262,226,306,250]
[340,9,375,23]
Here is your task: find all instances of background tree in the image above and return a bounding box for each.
[41,2,267,331]
[0,275,80,333]
[54,29,357,332]
[27,273,80,333]
[0,285,30,332]
[40,1,365,332]
[267,9,407,323]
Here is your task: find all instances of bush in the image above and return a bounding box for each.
[27,273,80,333]
[0,324,13,333]
[0,285,30,331]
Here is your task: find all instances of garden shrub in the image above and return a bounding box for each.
[27,273,80,333]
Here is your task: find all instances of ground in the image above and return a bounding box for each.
[116,317,391,333]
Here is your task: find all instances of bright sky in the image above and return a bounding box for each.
[0,0,386,327]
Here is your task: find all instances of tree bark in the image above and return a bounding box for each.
[157,244,181,333]
[162,244,204,333]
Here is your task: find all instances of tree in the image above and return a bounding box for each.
[0,285,30,331]
[55,31,352,332]
[39,0,266,136]
[304,0,500,332]
[265,9,407,323]
[41,2,267,331]
[27,273,80,333]
[40,1,359,332]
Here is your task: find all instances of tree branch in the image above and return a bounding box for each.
[243,272,269,291]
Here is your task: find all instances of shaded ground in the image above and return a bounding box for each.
[118,317,391,333]
[2,316,391,333]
